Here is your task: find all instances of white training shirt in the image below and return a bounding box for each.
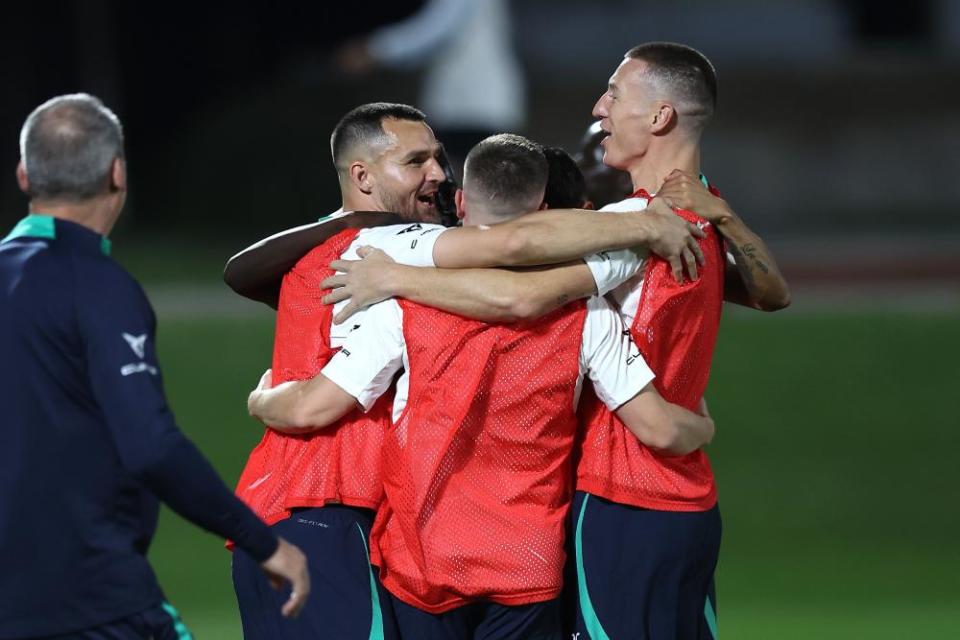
[582,197,651,326]
[325,216,447,345]
[322,295,656,423]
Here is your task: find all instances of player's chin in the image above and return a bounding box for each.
[416,198,440,222]
[601,147,628,171]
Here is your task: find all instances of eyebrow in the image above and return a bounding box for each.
[399,145,441,163]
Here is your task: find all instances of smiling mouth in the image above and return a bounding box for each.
[418,194,436,207]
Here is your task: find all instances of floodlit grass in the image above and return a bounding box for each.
[147,310,959,639]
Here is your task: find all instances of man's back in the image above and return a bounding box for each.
[373,299,588,612]
[0,219,163,637]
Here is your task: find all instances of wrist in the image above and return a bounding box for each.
[383,263,410,297]
[711,201,739,229]
[627,212,655,246]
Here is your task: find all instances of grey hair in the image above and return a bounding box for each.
[19,93,124,201]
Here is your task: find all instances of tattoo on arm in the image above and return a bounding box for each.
[727,242,758,289]
[740,243,769,274]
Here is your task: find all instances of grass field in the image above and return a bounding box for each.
[145,308,959,639]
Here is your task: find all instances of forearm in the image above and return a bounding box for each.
[618,389,715,456]
[143,432,278,561]
[250,379,329,431]
[436,210,657,268]
[660,404,715,456]
[384,262,596,321]
[718,214,791,311]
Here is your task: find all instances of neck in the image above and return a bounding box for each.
[29,194,122,236]
[342,193,381,211]
[628,138,700,194]
[341,188,378,213]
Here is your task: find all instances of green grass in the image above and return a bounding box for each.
[147,311,960,639]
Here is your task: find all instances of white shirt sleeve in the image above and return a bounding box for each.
[579,296,656,410]
[343,223,449,267]
[321,300,406,411]
[580,197,651,296]
[584,248,646,297]
[330,224,450,343]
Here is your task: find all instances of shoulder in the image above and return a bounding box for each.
[74,254,153,314]
[599,197,649,213]
[356,222,447,243]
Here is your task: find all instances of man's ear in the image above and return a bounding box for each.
[349,161,373,194]
[651,102,676,135]
[110,157,126,192]
[15,160,29,194]
[538,201,549,211]
[582,199,596,210]
[455,188,466,220]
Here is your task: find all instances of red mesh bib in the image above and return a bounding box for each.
[235,228,392,524]
[372,301,587,613]
[575,196,725,511]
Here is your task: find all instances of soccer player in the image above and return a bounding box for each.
[570,45,788,640]
[230,103,708,639]
[247,133,716,640]
[0,94,309,640]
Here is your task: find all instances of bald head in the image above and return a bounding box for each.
[19,93,124,202]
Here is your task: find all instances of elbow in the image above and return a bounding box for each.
[629,419,683,454]
[507,294,549,321]
[759,286,792,312]
[647,423,686,454]
[486,285,546,322]
[501,228,536,266]
[222,257,245,294]
[285,405,329,432]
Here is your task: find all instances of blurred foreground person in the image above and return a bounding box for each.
[0,94,308,640]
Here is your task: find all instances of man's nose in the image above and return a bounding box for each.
[426,158,445,182]
[592,94,608,119]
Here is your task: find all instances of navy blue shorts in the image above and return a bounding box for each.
[564,492,721,640]
[40,602,192,639]
[232,505,398,640]
[391,594,562,640]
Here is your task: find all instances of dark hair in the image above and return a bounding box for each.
[330,102,426,169]
[463,134,548,218]
[543,146,588,209]
[625,42,718,132]
[19,93,124,201]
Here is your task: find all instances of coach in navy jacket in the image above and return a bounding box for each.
[0,94,310,639]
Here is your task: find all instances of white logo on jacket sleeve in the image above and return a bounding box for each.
[121,362,158,376]
[120,332,156,376]
[122,332,147,359]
